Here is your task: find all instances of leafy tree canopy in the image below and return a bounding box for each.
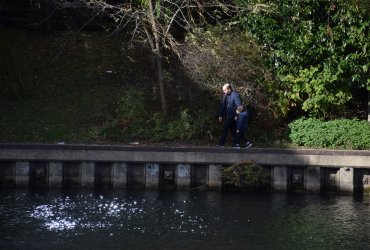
[236,0,370,118]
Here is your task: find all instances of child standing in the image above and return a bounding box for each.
[234,108,253,148]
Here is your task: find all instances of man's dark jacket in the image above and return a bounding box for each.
[219,91,242,119]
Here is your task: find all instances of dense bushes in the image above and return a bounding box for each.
[101,89,217,143]
[288,118,370,149]
[237,0,370,118]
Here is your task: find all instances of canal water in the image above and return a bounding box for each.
[1,189,370,250]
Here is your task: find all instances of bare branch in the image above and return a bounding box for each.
[53,8,104,60]
[53,0,234,54]
[52,0,237,117]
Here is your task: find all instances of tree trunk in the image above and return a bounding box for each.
[367,87,370,122]
[155,53,168,119]
[148,0,168,119]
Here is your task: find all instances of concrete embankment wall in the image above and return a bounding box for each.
[0,144,370,194]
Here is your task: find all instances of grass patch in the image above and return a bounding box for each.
[0,30,131,143]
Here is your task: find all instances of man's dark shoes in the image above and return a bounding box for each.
[216,144,224,148]
[233,144,241,149]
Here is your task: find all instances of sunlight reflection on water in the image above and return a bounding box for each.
[1,190,370,250]
[28,193,208,234]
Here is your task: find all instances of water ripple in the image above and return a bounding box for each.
[1,191,370,250]
[27,193,209,235]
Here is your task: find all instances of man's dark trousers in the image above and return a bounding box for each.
[219,117,237,146]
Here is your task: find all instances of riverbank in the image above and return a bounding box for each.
[0,29,284,148]
[1,143,370,167]
[1,143,370,195]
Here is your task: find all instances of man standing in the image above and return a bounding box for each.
[217,83,243,147]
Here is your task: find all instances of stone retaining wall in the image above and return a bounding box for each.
[1,144,370,194]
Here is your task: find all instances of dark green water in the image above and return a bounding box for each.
[1,189,370,250]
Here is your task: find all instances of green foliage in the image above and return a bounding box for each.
[102,88,148,140]
[102,89,213,142]
[135,0,149,8]
[237,0,370,118]
[148,109,196,141]
[288,118,370,149]
[222,161,270,188]
[167,109,193,140]
[115,88,147,129]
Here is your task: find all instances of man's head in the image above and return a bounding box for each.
[222,83,232,95]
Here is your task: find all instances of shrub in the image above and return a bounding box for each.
[222,161,270,189]
[150,110,196,141]
[102,89,210,142]
[288,118,370,149]
[104,88,149,140]
[167,109,194,140]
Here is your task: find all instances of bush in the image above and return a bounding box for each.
[150,109,196,141]
[288,118,370,149]
[102,89,213,142]
[222,161,270,189]
[102,88,149,140]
